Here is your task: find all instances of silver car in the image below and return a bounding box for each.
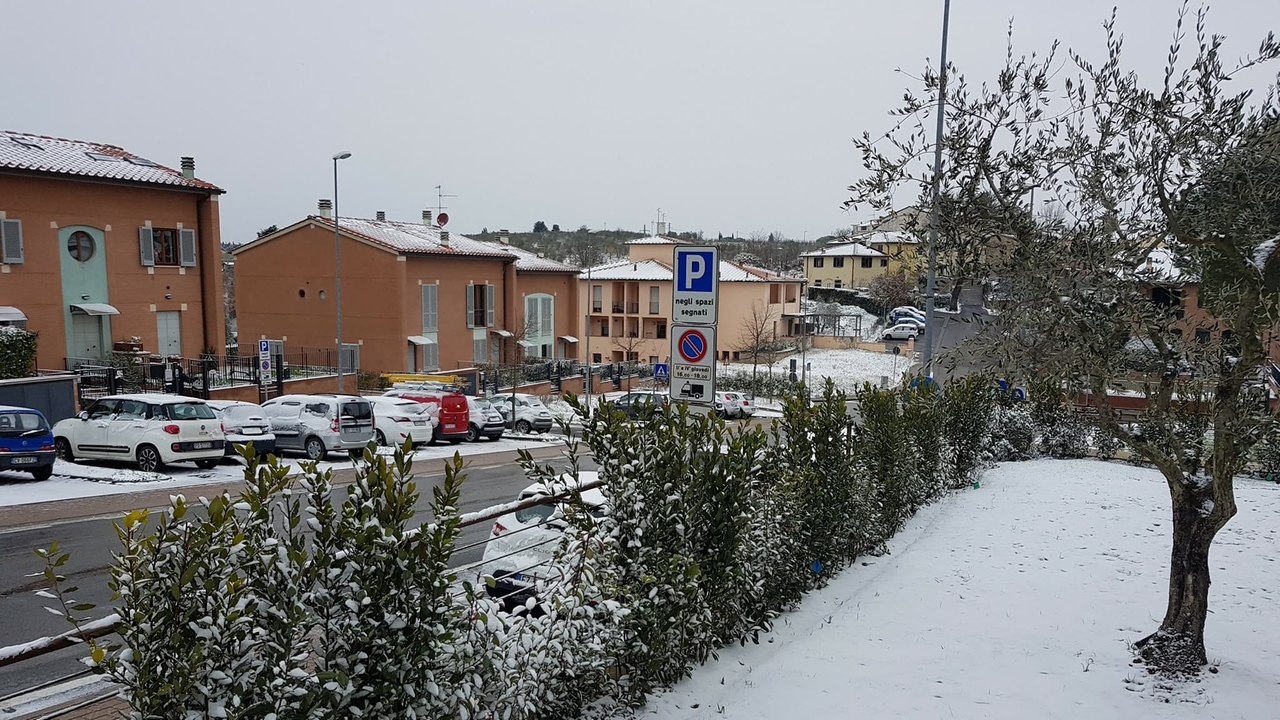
[205,400,277,458]
[260,394,375,460]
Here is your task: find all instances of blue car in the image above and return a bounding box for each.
[0,405,57,481]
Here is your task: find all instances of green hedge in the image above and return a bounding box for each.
[0,326,38,379]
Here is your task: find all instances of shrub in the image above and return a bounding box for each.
[941,375,996,486]
[1253,424,1280,481]
[0,326,38,379]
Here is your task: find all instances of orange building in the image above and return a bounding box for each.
[0,130,225,369]
[233,208,580,375]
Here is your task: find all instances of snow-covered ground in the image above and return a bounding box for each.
[642,459,1280,719]
[0,435,565,509]
[801,298,883,340]
[722,347,909,395]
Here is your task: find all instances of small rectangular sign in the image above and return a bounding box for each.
[672,246,719,325]
[673,364,710,381]
[669,324,717,405]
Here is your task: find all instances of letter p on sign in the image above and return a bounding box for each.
[679,251,715,292]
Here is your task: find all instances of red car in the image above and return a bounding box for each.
[382,388,470,444]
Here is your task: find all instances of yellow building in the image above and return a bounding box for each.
[800,242,889,289]
[862,231,921,277]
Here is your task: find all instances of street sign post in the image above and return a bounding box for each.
[669,325,716,404]
[257,340,271,386]
[672,246,719,326]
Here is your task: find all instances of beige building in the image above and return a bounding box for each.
[862,231,921,277]
[579,236,804,363]
[800,242,888,289]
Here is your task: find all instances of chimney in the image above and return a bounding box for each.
[180,156,195,179]
[318,199,333,219]
[375,210,386,222]
[499,228,509,245]
[422,210,433,226]
[440,230,450,246]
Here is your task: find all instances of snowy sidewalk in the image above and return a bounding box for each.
[641,459,1280,719]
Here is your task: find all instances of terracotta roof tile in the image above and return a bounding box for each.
[0,130,223,192]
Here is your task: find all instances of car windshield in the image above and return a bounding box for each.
[225,406,262,420]
[0,412,48,437]
[164,403,216,421]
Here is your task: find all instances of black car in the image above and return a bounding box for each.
[602,391,670,419]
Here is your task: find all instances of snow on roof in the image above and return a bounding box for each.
[0,130,223,192]
[1136,246,1192,283]
[800,242,886,258]
[858,231,919,246]
[303,216,576,270]
[580,259,796,283]
[626,235,689,246]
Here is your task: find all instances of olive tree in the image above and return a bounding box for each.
[848,4,1280,674]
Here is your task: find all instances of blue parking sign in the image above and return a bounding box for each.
[672,246,719,325]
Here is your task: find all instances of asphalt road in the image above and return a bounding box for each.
[0,451,593,696]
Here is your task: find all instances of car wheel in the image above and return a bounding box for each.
[54,437,74,462]
[31,465,53,481]
[466,424,480,442]
[304,437,326,461]
[136,445,163,473]
[195,459,220,470]
[375,430,388,447]
[514,419,532,434]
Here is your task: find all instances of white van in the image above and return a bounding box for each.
[260,394,375,460]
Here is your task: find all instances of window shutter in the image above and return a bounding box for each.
[422,285,438,333]
[485,284,496,327]
[525,297,538,336]
[466,285,475,329]
[139,227,155,266]
[178,229,197,267]
[1,220,22,264]
[540,297,553,335]
[424,343,438,370]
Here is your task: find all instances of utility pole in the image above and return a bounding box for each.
[919,0,952,378]
[583,264,593,416]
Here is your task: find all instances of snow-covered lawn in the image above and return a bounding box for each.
[722,347,909,394]
[642,459,1280,719]
[0,435,565,509]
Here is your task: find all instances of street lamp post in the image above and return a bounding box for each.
[333,151,352,392]
[919,0,952,378]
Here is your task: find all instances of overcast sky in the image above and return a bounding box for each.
[4,1,1275,243]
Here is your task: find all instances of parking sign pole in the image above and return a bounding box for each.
[670,246,719,407]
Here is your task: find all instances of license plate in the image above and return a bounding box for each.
[444,424,455,429]
[241,428,263,436]
[10,456,37,465]
[413,420,426,426]
[192,442,213,450]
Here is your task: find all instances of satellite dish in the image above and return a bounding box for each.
[437,212,449,227]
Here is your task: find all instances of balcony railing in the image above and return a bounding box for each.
[611,304,625,313]
[626,302,639,314]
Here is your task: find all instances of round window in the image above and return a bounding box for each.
[67,231,95,262]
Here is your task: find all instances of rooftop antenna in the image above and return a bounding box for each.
[434,185,457,216]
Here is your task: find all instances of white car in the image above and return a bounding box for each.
[479,472,605,607]
[367,396,437,447]
[205,400,276,458]
[891,306,924,318]
[54,394,226,472]
[714,392,743,419]
[491,393,555,434]
[729,392,756,418]
[465,397,507,442]
[882,322,922,341]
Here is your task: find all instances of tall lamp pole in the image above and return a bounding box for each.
[333,151,352,392]
[583,265,593,415]
[919,0,952,378]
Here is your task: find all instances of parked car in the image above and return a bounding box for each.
[729,392,756,418]
[368,396,437,447]
[480,472,605,608]
[465,397,506,442]
[260,394,375,460]
[891,305,923,318]
[0,405,57,480]
[892,314,926,330]
[382,387,469,444]
[713,392,743,419]
[882,322,922,341]
[205,400,276,458]
[601,390,669,419]
[491,393,554,434]
[53,394,225,472]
